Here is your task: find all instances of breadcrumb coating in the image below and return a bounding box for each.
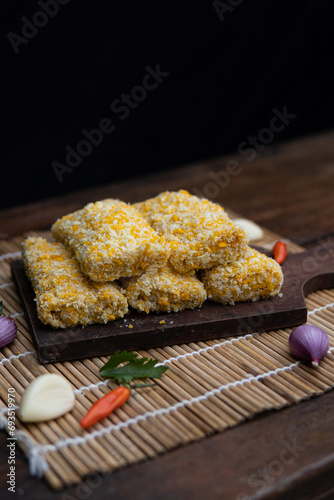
[51,199,169,282]
[134,190,247,273]
[122,266,207,313]
[22,237,128,328]
[200,246,283,305]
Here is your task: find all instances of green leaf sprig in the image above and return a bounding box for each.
[99,350,168,385]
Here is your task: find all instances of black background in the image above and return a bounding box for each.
[1,0,334,210]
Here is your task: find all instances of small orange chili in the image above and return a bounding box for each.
[80,386,131,428]
[272,240,287,265]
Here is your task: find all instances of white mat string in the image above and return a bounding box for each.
[0,251,22,261]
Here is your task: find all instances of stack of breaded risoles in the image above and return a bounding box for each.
[22,237,128,328]
[23,191,283,328]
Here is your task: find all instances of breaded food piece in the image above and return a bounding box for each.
[51,199,169,282]
[200,246,283,305]
[22,237,128,328]
[134,190,247,273]
[122,266,207,313]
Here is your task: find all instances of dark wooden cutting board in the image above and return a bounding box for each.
[11,241,334,364]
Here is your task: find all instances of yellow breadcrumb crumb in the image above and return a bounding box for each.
[22,237,128,328]
[200,246,283,305]
[122,265,207,313]
[134,190,247,273]
[51,199,169,282]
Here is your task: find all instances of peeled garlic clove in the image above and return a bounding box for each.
[19,374,75,423]
[234,218,264,241]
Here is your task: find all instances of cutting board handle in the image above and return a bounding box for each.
[285,239,334,297]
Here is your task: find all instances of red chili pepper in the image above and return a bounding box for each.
[80,386,131,428]
[272,240,287,265]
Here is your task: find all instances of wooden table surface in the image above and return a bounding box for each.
[1,130,334,499]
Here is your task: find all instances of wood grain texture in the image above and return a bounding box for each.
[1,130,334,499]
[1,129,334,247]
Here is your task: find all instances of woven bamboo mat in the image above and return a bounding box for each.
[1,227,334,490]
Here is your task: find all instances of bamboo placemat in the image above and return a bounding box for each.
[1,228,334,490]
